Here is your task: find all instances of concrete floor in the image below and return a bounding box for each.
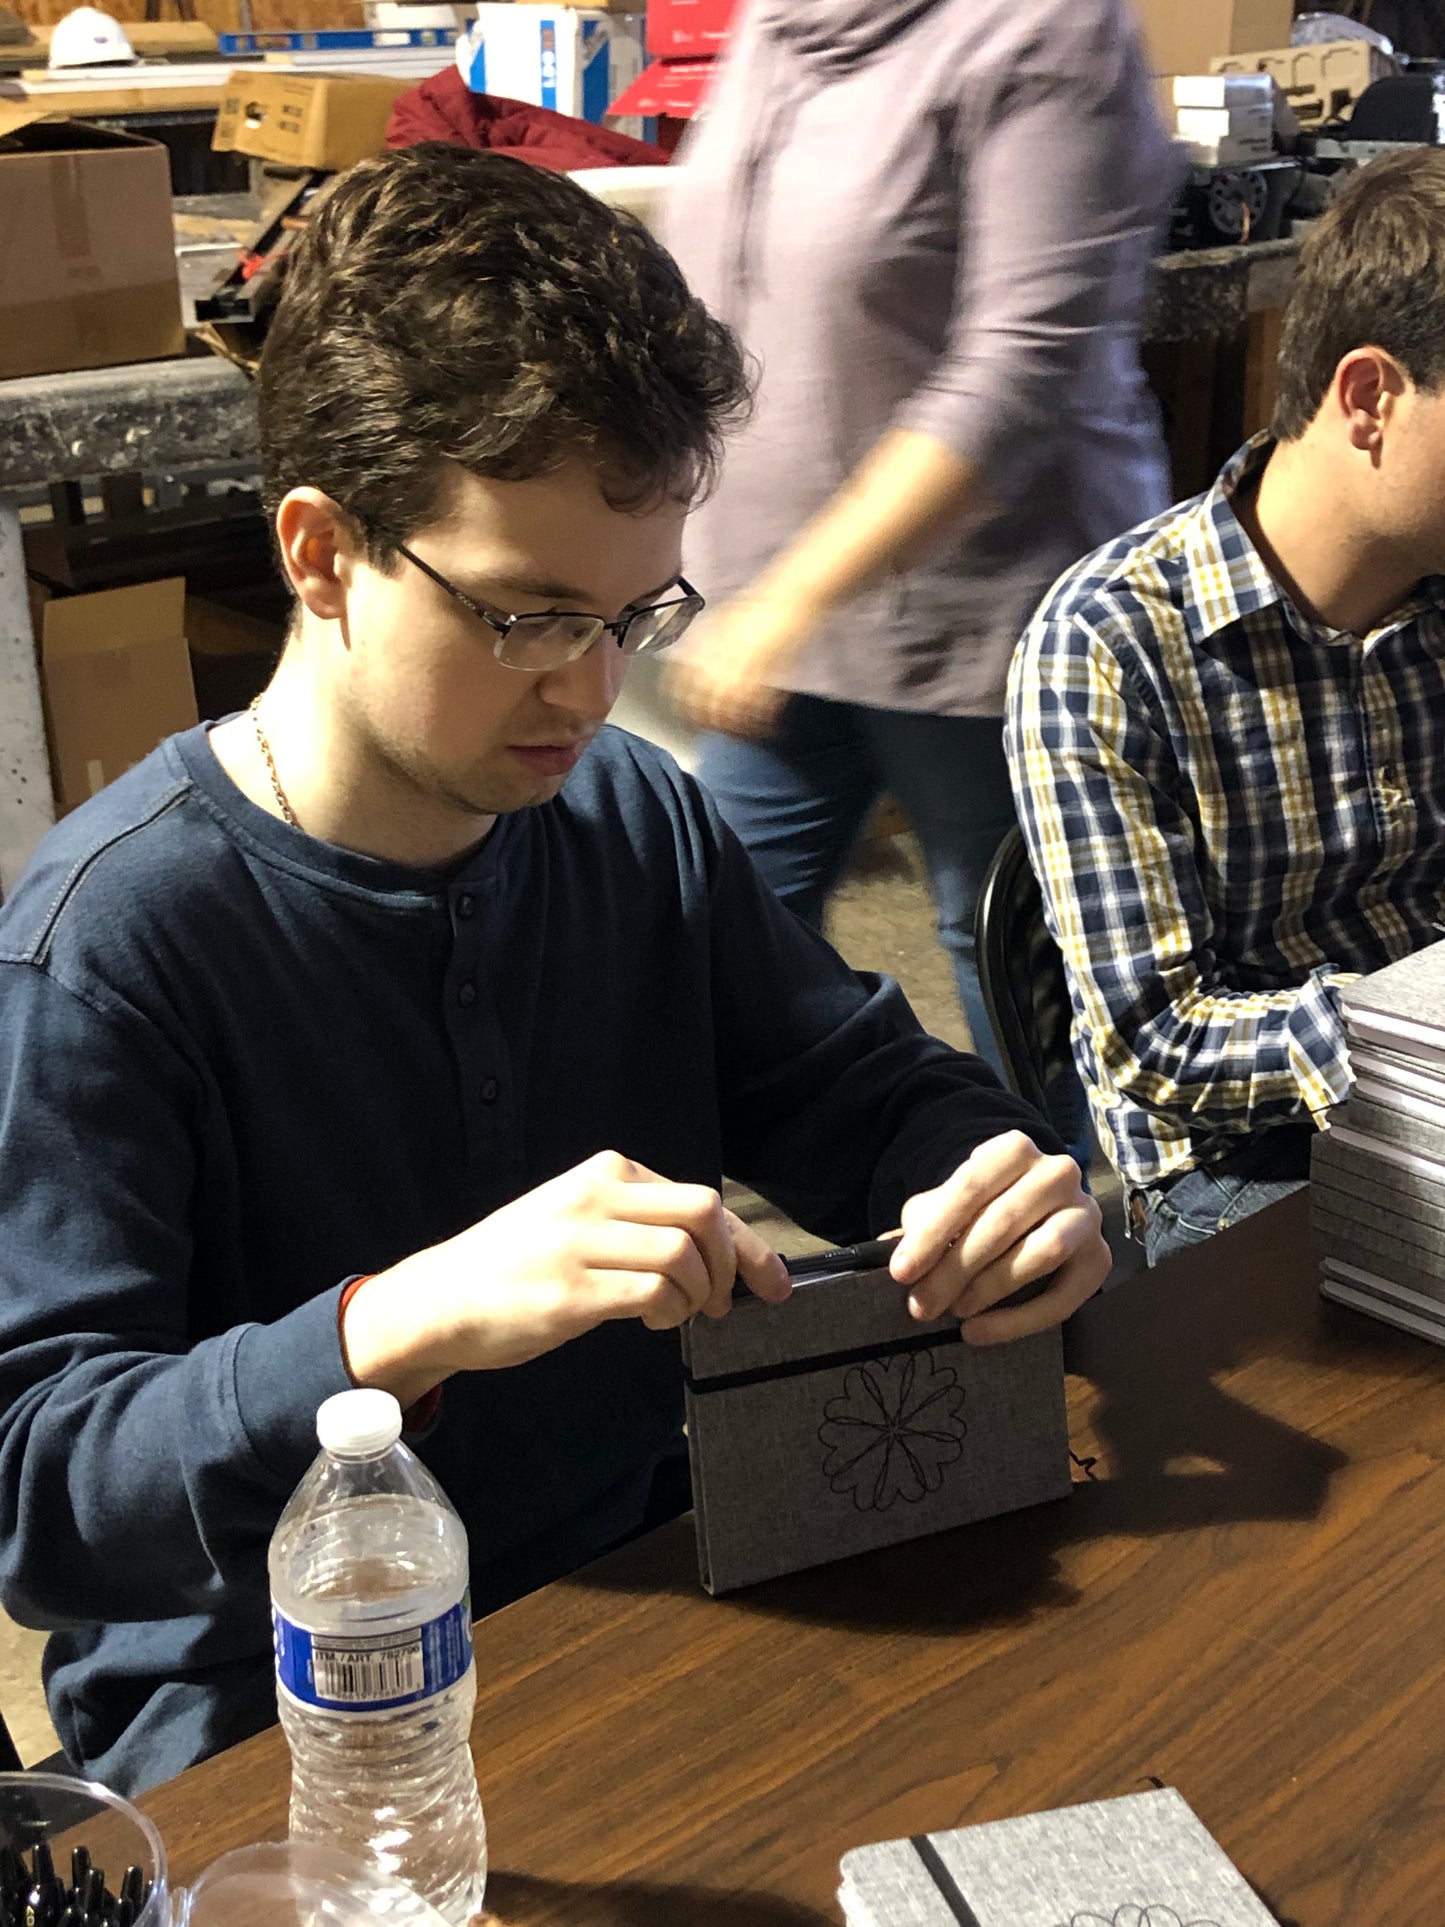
[0,824,1131,1768]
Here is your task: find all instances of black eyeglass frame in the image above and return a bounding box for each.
[395,540,704,668]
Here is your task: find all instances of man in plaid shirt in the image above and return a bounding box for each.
[1007,151,1445,1265]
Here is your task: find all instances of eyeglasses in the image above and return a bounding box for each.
[395,542,705,672]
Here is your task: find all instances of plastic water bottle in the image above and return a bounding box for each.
[269,1389,487,1926]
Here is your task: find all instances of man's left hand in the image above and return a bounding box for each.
[664,589,819,739]
[891,1131,1108,1343]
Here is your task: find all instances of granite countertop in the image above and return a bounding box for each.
[1144,235,1301,344]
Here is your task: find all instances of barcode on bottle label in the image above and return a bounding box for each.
[273,1591,472,1714]
[311,1639,425,1705]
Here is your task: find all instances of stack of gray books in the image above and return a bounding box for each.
[1313,938,1445,1343]
[838,1787,1279,1925]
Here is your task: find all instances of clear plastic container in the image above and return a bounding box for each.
[179,1840,452,1927]
[0,1773,168,1927]
[269,1392,486,1927]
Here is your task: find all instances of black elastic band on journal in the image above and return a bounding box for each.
[683,1326,950,1396]
[910,1835,983,1927]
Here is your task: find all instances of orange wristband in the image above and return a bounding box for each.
[338,1275,444,1434]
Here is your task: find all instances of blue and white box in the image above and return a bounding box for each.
[454,6,646,136]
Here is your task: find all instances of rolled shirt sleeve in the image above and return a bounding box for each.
[895,6,1179,502]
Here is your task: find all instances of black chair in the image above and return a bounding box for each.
[973,825,1077,1122]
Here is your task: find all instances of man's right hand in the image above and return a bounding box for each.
[340,1150,792,1408]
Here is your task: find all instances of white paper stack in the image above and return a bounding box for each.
[1171,71,1274,165]
[1313,938,1445,1345]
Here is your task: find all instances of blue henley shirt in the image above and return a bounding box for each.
[0,721,1056,1792]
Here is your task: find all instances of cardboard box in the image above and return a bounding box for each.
[644,0,735,59]
[457,8,645,132]
[185,595,284,719]
[1212,38,1395,125]
[212,68,408,170]
[0,117,184,381]
[1131,0,1292,80]
[32,577,198,816]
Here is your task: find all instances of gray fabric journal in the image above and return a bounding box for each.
[1310,1164,1445,1239]
[1317,941,1445,1338]
[1311,1132,1445,1230]
[681,1265,1070,1594]
[1322,1259,1445,1347]
[1343,937,1445,1034]
[1329,1092,1445,1164]
[1312,1197,1445,1276]
[838,1787,1277,1927]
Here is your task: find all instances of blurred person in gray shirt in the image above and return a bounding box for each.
[664,0,1179,1126]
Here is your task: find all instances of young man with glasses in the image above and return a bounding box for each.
[0,147,1106,1795]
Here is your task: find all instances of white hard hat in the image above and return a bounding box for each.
[48,6,136,68]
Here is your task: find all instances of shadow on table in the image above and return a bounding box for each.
[575,1196,1348,1638]
[481,1870,830,1927]
[1249,1885,1303,1927]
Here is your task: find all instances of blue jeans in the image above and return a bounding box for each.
[698,698,1016,1079]
[1140,1131,1312,1266]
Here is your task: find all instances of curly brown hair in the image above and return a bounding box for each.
[257,143,751,562]
[1274,148,1445,441]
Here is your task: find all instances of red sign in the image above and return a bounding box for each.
[609,55,720,121]
[644,0,737,60]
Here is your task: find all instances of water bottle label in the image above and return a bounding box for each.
[273,1590,472,1713]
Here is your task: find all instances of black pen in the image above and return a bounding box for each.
[784,1232,902,1279]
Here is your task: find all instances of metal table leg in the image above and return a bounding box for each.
[0,496,56,901]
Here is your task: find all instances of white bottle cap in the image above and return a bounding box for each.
[317,1388,403,1458]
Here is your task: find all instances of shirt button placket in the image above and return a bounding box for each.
[447,880,512,1181]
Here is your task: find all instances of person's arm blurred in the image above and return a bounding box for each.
[672,12,1175,734]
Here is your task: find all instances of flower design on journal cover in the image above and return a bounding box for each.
[817,1352,966,1511]
[1059,1908,1222,1927]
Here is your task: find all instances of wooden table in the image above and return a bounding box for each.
[141,1189,1445,1925]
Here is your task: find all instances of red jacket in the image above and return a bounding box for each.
[386,68,668,170]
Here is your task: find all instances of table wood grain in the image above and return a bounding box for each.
[144,1190,1445,1925]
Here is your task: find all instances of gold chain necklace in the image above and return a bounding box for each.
[249,694,299,828]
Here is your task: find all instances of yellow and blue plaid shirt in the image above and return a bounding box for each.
[1006,433,1445,1195]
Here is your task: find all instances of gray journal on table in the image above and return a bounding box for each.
[1343,937,1445,1038]
[838,1787,1278,1927]
[681,1263,1070,1594]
